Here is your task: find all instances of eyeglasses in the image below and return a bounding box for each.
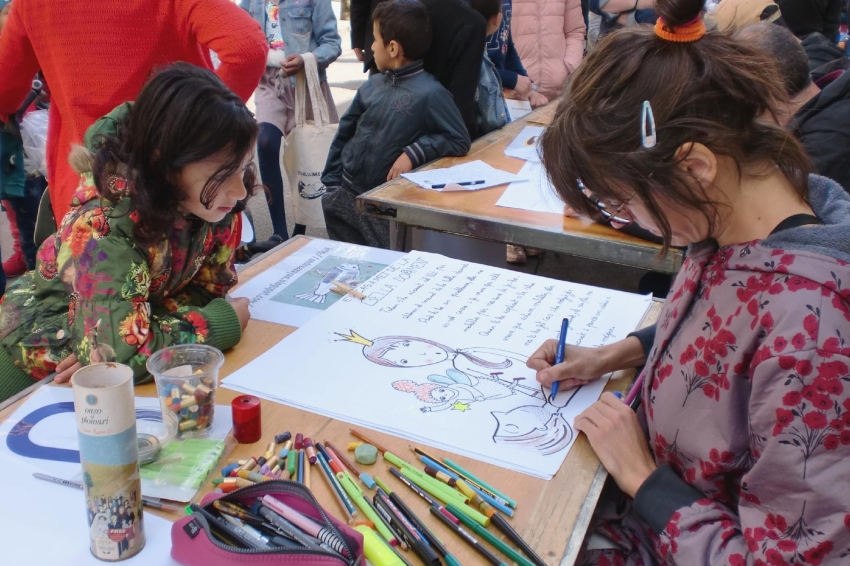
[582,187,633,226]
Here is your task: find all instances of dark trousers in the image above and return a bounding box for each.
[7,175,47,269]
[321,186,390,248]
[257,123,289,238]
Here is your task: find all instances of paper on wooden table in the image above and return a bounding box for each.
[0,450,178,565]
[232,238,402,327]
[496,161,566,215]
[224,251,652,479]
[506,99,533,122]
[504,126,544,162]
[402,160,522,191]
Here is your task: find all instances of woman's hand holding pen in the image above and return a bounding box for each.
[574,392,656,498]
[527,336,648,390]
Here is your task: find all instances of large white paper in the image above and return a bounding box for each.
[232,238,401,326]
[224,252,652,479]
[402,160,521,191]
[506,99,533,122]
[496,161,566,215]
[0,449,178,565]
[0,386,233,502]
[504,126,544,162]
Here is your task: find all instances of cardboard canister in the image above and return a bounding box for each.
[73,363,145,561]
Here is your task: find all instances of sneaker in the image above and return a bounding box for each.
[2,251,27,277]
[506,245,527,264]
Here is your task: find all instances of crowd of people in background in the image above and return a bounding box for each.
[0,0,849,563]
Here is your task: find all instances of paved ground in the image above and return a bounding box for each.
[1,7,652,296]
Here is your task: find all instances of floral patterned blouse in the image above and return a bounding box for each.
[0,174,243,386]
[584,175,850,566]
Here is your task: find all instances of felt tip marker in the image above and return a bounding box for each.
[429,506,504,566]
[337,471,398,546]
[550,318,569,401]
[33,473,182,512]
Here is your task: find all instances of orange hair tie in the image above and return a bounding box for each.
[654,17,706,43]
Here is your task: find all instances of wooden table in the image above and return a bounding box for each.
[356,104,684,274]
[0,236,661,565]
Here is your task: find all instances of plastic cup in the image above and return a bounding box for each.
[147,345,224,437]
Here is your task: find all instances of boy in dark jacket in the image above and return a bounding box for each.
[321,0,471,248]
[351,0,486,139]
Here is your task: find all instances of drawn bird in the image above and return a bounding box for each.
[294,263,361,304]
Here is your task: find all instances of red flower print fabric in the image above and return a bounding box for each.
[582,239,850,565]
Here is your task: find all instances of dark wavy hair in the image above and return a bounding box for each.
[93,63,259,244]
[540,0,811,251]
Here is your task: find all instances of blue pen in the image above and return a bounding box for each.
[417,454,515,517]
[550,318,569,402]
[430,180,486,189]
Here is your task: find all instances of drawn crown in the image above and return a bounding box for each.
[335,329,373,347]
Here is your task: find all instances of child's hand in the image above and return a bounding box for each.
[227,296,251,331]
[281,55,305,77]
[514,75,533,97]
[353,48,364,62]
[55,353,82,384]
[529,91,549,109]
[387,153,413,181]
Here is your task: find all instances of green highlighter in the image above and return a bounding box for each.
[338,471,397,545]
[446,503,536,566]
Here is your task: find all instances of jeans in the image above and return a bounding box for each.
[257,123,289,238]
[7,175,47,269]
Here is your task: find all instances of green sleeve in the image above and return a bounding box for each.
[68,209,242,381]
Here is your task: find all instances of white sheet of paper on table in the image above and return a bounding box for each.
[401,160,522,191]
[0,386,233,502]
[0,449,179,565]
[224,251,652,479]
[504,126,544,162]
[506,99,533,122]
[231,238,402,327]
[496,161,566,215]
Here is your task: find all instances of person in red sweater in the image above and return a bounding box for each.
[0,0,268,222]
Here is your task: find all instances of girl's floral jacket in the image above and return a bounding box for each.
[0,174,242,400]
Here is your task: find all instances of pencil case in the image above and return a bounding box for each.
[171,480,364,566]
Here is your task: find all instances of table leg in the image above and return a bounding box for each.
[389,221,411,251]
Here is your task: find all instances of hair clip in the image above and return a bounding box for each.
[641,100,656,149]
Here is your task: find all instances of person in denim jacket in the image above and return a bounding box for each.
[241,0,341,241]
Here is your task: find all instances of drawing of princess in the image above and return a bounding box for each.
[335,330,542,398]
[490,386,580,455]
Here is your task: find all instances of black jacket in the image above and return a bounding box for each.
[791,70,850,195]
[321,60,471,195]
[802,32,850,83]
[349,0,486,139]
[776,0,842,39]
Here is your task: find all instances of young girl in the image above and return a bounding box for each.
[531,0,850,562]
[0,63,256,402]
[242,0,341,243]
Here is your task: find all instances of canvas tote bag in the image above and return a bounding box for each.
[283,52,335,228]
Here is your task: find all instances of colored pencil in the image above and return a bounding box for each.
[315,453,355,523]
[447,503,536,566]
[442,458,517,509]
[490,513,547,566]
[349,427,392,454]
[430,506,504,566]
[317,452,358,519]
